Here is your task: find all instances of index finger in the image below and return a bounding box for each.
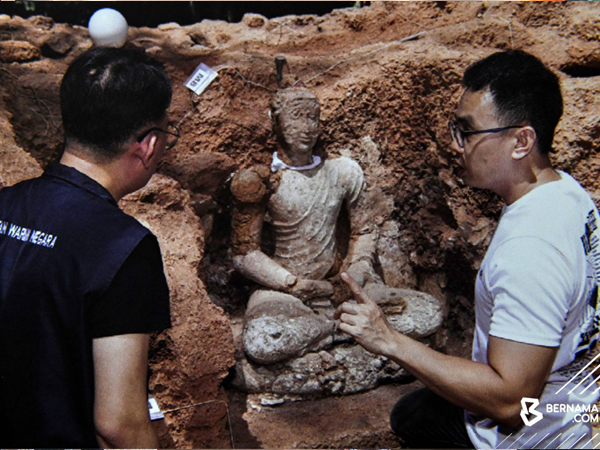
[341,272,374,305]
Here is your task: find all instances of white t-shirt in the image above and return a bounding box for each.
[466,172,600,449]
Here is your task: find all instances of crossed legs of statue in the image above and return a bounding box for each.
[242,284,444,365]
[242,290,335,365]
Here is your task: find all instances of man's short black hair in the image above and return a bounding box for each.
[60,47,172,159]
[463,50,563,154]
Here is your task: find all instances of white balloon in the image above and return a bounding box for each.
[88,8,129,48]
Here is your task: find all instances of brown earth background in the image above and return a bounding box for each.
[1,1,600,448]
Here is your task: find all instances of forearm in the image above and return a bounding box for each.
[348,231,378,265]
[347,182,378,270]
[94,334,159,449]
[233,250,297,291]
[383,333,528,426]
[338,273,557,429]
[346,232,380,286]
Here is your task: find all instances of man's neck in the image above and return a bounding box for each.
[60,149,128,202]
[503,158,561,205]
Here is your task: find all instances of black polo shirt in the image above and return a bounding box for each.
[0,164,171,447]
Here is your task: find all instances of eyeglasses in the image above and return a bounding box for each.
[449,121,522,149]
[136,122,180,151]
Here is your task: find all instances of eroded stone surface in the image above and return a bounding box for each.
[233,343,412,396]
[368,287,444,339]
[243,290,334,364]
[233,284,441,396]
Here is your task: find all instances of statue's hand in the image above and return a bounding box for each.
[289,279,334,301]
[346,260,380,287]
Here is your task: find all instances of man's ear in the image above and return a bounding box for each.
[512,126,536,161]
[134,135,158,170]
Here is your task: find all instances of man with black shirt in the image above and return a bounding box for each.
[0,47,174,448]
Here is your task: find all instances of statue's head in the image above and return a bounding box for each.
[271,88,320,158]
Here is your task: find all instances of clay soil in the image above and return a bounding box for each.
[2,1,600,448]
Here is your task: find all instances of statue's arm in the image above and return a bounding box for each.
[231,167,298,291]
[231,167,333,299]
[345,178,382,287]
[233,250,298,291]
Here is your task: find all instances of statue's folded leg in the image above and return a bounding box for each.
[243,290,335,364]
[363,283,444,338]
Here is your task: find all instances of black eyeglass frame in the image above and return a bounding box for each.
[136,122,180,150]
[449,121,523,149]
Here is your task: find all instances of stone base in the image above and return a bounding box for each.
[232,342,416,396]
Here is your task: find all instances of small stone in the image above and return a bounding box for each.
[41,33,76,58]
[0,41,40,63]
[29,16,54,30]
[158,22,181,31]
[260,393,285,406]
[243,13,267,28]
[145,46,162,56]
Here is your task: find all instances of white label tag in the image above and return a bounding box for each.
[148,396,164,421]
[185,62,218,95]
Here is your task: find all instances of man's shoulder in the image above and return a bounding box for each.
[507,173,594,222]
[492,173,597,254]
[0,170,150,244]
[0,173,40,193]
[0,174,49,213]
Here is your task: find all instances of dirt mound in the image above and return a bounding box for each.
[2,1,600,447]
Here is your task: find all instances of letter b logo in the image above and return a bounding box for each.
[521,397,543,427]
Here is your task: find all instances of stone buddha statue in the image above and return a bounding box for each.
[230,87,442,395]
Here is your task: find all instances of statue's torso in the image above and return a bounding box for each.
[267,157,363,280]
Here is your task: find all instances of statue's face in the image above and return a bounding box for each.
[277,99,320,158]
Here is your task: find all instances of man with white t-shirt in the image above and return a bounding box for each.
[335,50,600,449]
